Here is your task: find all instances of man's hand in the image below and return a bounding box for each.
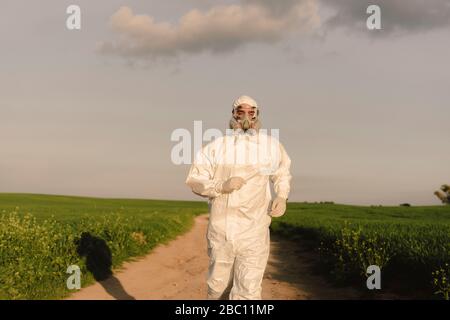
[270,197,287,217]
[221,177,246,194]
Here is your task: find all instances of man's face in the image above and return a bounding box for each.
[232,103,258,131]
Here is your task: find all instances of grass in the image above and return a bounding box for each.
[0,193,207,300]
[1,193,449,300]
[270,202,450,299]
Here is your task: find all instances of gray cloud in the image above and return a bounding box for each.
[321,0,450,35]
[243,0,311,17]
[97,0,320,60]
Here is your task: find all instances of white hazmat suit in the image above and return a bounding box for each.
[185,124,292,300]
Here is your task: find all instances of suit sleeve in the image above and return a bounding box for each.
[270,142,292,200]
[185,144,224,199]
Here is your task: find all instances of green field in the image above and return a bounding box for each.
[1,194,449,300]
[270,202,450,299]
[0,193,207,300]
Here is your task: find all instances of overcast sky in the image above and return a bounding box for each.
[1,0,450,205]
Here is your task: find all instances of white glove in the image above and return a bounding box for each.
[270,197,287,217]
[221,177,246,194]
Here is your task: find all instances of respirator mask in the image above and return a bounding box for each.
[229,104,261,132]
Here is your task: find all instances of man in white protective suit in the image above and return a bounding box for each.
[185,95,292,300]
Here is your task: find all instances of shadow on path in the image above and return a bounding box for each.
[75,232,135,300]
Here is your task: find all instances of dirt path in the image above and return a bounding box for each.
[67,214,360,300]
